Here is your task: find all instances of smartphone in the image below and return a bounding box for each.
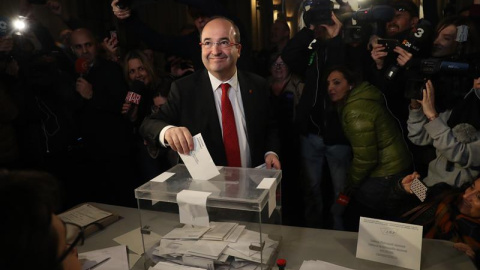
[110,30,117,41]
[411,178,428,202]
[377,38,399,53]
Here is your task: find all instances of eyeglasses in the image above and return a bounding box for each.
[199,40,239,49]
[57,222,85,263]
[272,62,286,68]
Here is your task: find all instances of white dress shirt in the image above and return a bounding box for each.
[159,71,251,167]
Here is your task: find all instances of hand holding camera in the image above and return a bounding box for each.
[111,0,131,20]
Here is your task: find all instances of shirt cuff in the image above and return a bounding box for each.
[159,125,176,147]
[264,151,279,160]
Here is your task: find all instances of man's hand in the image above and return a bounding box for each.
[265,154,281,170]
[401,171,421,194]
[164,127,194,155]
[371,43,388,70]
[320,12,343,39]
[111,0,131,20]
[454,243,475,259]
[76,78,93,99]
[394,46,412,67]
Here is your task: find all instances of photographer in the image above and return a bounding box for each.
[282,1,350,229]
[408,78,480,187]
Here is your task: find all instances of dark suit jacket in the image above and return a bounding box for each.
[140,69,279,167]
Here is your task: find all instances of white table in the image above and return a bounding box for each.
[77,203,476,270]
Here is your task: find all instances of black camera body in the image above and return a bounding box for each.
[304,0,334,25]
[405,56,480,100]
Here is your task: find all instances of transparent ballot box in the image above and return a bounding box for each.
[134,164,282,270]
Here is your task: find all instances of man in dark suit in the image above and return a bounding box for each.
[140,17,280,169]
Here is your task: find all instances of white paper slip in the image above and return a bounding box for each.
[163,226,210,240]
[256,178,277,217]
[356,217,423,270]
[179,133,219,180]
[299,260,354,270]
[59,204,112,227]
[177,190,211,226]
[79,245,129,270]
[150,261,206,270]
[113,227,162,255]
[154,239,196,256]
[187,240,229,259]
[201,222,237,240]
[150,172,175,183]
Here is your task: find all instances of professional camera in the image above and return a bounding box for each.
[303,0,334,26]
[405,55,480,100]
[340,5,395,44]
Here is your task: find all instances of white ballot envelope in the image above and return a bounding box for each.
[179,133,219,180]
[356,217,423,270]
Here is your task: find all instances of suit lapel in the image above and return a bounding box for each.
[238,71,255,146]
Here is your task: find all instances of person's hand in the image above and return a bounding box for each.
[393,46,412,67]
[102,37,118,56]
[401,172,421,194]
[417,80,438,120]
[371,43,388,70]
[76,78,93,100]
[454,243,475,259]
[265,154,281,170]
[111,0,131,20]
[320,12,343,39]
[164,127,194,155]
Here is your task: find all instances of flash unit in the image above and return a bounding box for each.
[12,16,27,35]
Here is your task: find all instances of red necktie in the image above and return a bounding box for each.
[221,83,241,167]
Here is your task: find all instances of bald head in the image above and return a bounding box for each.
[70,28,98,62]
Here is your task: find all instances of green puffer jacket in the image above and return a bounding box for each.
[339,81,412,184]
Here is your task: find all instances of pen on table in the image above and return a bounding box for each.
[86,257,111,270]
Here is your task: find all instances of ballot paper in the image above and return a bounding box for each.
[59,204,112,227]
[154,239,196,257]
[177,190,211,227]
[79,245,129,270]
[224,229,278,263]
[179,133,219,180]
[113,227,162,255]
[149,261,206,270]
[187,240,229,259]
[163,226,210,240]
[299,260,354,270]
[201,222,238,241]
[356,217,423,270]
[150,172,175,183]
[256,178,277,217]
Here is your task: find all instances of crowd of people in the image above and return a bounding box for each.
[1,0,480,267]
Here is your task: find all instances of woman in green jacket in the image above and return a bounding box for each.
[326,66,413,231]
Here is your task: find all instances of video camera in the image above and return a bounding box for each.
[340,5,396,44]
[405,55,480,100]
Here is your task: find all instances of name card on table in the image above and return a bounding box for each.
[356,217,423,270]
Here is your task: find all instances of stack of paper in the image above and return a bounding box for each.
[151,222,278,269]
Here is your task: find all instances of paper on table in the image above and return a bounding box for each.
[177,190,211,226]
[356,217,423,270]
[187,240,229,259]
[256,178,277,217]
[150,172,175,183]
[59,204,112,227]
[299,260,354,270]
[127,253,141,269]
[179,133,219,180]
[79,245,129,270]
[112,227,162,255]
